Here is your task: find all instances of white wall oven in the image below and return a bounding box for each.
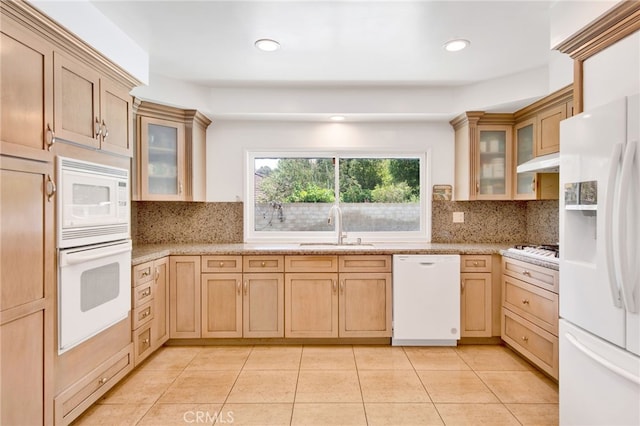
[56,156,131,354]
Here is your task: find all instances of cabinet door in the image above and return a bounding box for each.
[139,116,185,201]
[339,273,392,337]
[460,272,492,337]
[476,125,512,200]
[243,273,284,338]
[513,119,537,200]
[169,256,201,338]
[53,52,101,148]
[201,273,243,338]
[537,104,566,155]
[100,78,132,156]
[285,273,338,338]
[1,156,54,425]
[0,21,54,160]
[152,257,170,347]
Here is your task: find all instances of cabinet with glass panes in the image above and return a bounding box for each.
[134,100,211,201]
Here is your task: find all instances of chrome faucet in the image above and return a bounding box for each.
[327,204,347,244]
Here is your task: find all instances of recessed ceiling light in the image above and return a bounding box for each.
[330,115,345,122]
[444,39,470,52]
[254,38,280,52]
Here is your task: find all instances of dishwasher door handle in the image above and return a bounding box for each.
[418,262,436,266]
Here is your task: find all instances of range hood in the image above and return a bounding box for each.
[516,152,559,173]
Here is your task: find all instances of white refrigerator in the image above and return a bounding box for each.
[559,94,640,425]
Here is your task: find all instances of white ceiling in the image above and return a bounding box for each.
[89,0,554,88]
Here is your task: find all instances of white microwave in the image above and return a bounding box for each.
[57,156,130,248]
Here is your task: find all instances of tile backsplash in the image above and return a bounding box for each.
[431,200,558,244]
[133,200,558,245]
[133,201,243,244]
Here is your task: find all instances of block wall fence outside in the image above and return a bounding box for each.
[254,203,420,232]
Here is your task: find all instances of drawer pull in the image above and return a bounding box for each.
[141,270,150,277]
[141,310,150,318]
[141,289,151,297]
[243,281,248,295]
[521,336,529,343]
[521,299,530,305]
[522,270,531,276]
[473,261,479,266]
[261,261,266,267]
[237,280,241,295]
[142,338,150,345]
[154,266,160,280]
[99,377,108,385]
[219,262,224,267]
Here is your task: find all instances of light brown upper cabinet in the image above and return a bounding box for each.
[53,52,133,155]
[0,18,53,161]
[511,85,572,200]
[134,100,211,201]
[451,113,514,200]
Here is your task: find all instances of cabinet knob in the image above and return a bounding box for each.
[521,336,529,343]
[522,270,531,276]
[141,289,151,297]
[99,377,108,385]
[521,299,530,305]
[473,261,479,266]
[261,261,266,267]
[243,281,248,295]
[154,267,160,280]
[237,281,241,295]
[141,310,149,318]
[219,262,224,267]
[141,270,150,277]
[142,338,150,345]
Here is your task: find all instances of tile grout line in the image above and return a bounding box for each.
[289,345,304,426]
[402,346,448,426]
[214,345,256,425]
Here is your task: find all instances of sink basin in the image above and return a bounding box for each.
[299,242,374,247]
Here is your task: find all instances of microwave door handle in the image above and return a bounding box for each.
[64,245,131,266]
[605,142,624,308]
[617,140,638,313]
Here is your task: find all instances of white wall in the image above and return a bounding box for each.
[206,120,453,202]
[583,32,640,110]
[29,0,149,84]
[549,0,619,49]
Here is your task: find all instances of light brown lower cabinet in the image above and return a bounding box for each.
[242,273,285,338]
[1,156,54,425]
[501,256,559,379]
[201,273,243,338]
[284,255,392,338]
[131,257,169,365]
[169,256,201,338]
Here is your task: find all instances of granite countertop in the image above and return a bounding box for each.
[132,242,512,266]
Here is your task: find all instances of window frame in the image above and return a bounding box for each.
[244,150,431,243]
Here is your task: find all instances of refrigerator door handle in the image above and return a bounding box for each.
[605,142,624,308]
[617,140,638,313]
[565,332,640,385]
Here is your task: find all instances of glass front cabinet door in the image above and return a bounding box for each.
[514,119,536,199]
[476,125,512,200]
[140,116,185,200]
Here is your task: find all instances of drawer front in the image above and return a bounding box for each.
[202,256,243,273]
[285,255,338,273]
[132,281,153,307]
[133,326,152,361]
[339,255,391,273]
[460,255,492,273]
[502,257,559,293]
[132,301,154,329]
[133,261,154,286]
[243,255,284,273]
[502,309,558,379]
[503,276,558,334]
[55,345,133,424]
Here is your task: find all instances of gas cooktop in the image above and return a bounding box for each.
[506,244,559,264]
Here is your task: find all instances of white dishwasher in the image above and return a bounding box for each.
[392,255,460,346]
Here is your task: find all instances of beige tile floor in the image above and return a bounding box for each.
[73,344,558,425]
